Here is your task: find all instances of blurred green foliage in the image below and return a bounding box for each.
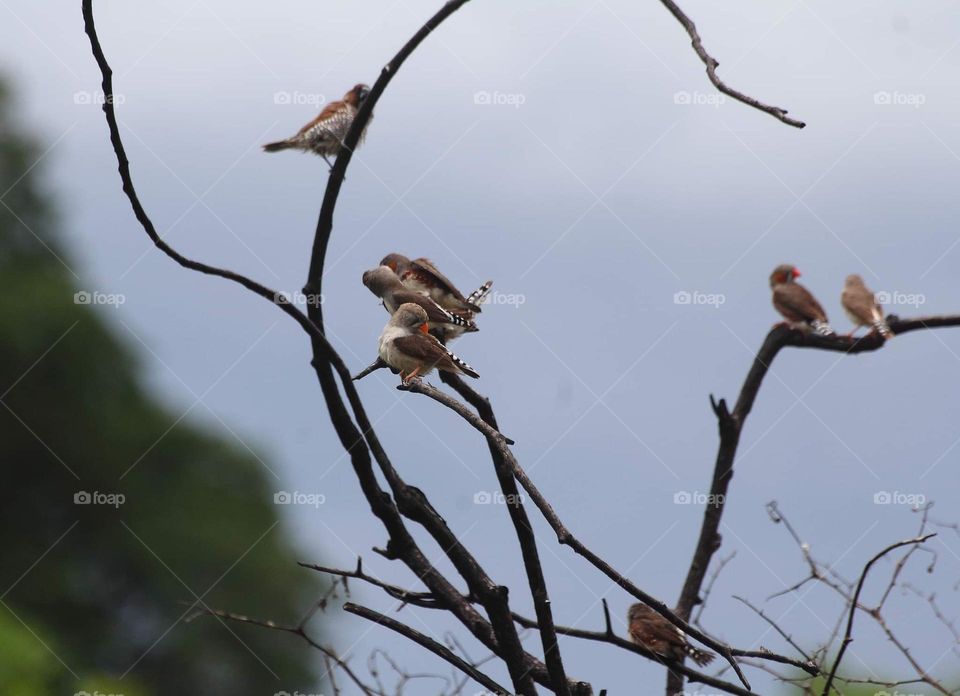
[0,81,324,694]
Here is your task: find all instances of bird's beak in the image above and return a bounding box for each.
[792,269,802,279]
[419,323,429,335]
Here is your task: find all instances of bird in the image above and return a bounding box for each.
[262,84,371,167]
[378,303,479,382]
[841,274,893,339]
[769,263,834,336]
[363,265,477,342]
[627,603,715,667]
[380,253,492,314]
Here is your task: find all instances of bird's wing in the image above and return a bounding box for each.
[842,286,881,323]
[392,291,456,325]
[297,100,349,136]
[392,335,479,378]
[774,283,829,323]
[410,257,467,302]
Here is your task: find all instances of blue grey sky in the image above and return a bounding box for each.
[4,0,960,692]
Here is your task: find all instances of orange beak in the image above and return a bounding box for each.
[792,268,802,279]
[419,323,429,335]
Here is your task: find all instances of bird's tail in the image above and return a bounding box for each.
[466,280,493,312]
[811,320,835,337]
[262,139,294,153]
[873,319,894,340]
[687,645,716,667]
[447,311,479,333]
[445,348,479,379]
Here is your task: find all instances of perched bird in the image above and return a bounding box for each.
[627,603,715,667]
[378,304,479,382]
[769,263,834,336]
[841,274,893,339]
[363,265,477,342]
[380,253,492,314]
[263,84,371,167]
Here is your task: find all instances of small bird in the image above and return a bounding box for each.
[378,303,479,382]
[363,265,477,342]
[769,263,834,336]
[263,84,371,167]
[841,274,893,339]
[627,603,715,667]
[380,253,492,314]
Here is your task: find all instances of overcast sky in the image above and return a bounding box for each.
[4,0,960,693]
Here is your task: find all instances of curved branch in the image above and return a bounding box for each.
[670,317,960,695]
[437,373,572,695]
[344,602,512,696]
[400,378,763,690]
[658,0,806,128]
[821,533,937,696]
[302,561,764,696]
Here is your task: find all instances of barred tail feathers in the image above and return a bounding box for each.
[466,281,493,311]
[873,319,894,339]
[811,320,835,336]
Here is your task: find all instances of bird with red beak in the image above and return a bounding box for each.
[769,263,834,336]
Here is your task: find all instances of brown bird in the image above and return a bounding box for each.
[769,263,834,336]
[363,265,477,342]
[841,274,893,339]
[380,253,492,314]
[378,303,479,382]
[263,84,371,167]
[627,603,715,667]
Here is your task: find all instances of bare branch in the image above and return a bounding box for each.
[658,0,806,128]
[344,602,512,696]
[822,533,937,696]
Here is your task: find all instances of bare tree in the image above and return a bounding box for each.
[81,1,960,694]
